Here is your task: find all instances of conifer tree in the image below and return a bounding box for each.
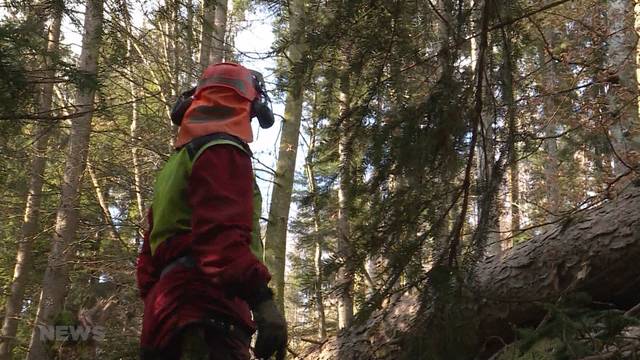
[0,2,63,357]
[27,0,103,357]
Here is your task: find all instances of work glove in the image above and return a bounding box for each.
[251,290,287,360]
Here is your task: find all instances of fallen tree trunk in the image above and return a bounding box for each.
[473,182,640,355]
[300,182,640,359]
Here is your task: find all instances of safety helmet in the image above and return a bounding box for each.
[170,63,274,147]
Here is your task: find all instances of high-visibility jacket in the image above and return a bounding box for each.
[136,134,270,353]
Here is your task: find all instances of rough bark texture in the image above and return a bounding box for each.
[26,0,103,358]
[606,0,640,172]
[0,7,62,358]
[300,182,640,359]
[264,0,306,312]
[198,0,216,71]
[473,182,640,351]
[501,24,520,246]
[540,29,562,218]
[210,0,227,64]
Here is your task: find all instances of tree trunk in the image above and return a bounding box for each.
[198,0,216,71]
[0,6,63,358]
[185,0,197,82]
[301,182,640,360]
[26,0,103,358]
[304,121,327,340]
[606,0,640,173]
[500,23,519,248]
[636,1,640,149]
[540,30,562,218]
[123,0,145,244]
[337,83,354,330]
[264,0,307,312]
[472,183,640,357]
[87,163,123,245]
[469,0,501,257]
[210,0,227,63]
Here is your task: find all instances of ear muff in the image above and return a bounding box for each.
[251,98,275,129]
[249,70,275,129]
[170,87,196,126]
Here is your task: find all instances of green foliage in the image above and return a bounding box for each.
[0,19,38,118]
[401,267,479,360]
[507,295,640,360]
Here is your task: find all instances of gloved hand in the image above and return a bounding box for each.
[252,298,287,360]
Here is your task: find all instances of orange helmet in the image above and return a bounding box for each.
[172,62,274,148]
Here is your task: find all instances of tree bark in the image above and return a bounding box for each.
[210,0,227,63]
[198,0,216,71]
[470,0,501,257]
[606,0,640,173]
[185,0,197,82]
[500,22,519,248]
[264,0,307,312]
[540,27,562,218]
[301,182,640,360]
[122,0,145,245]
[304,121,327,340]
[472,183,640,356]
[0,6,63,358]
[26,0,103,358]
[87,163,123,245]
[337,82,354,330]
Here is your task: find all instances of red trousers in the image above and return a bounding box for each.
[149,323,251,360]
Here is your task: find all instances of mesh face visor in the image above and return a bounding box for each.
[173,63,275,147]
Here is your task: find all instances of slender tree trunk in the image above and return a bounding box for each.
[543,129,561,216]
[26,0,103,358]
[264,0,307,312]
[123,0,145,244]
[160,1,179,100]
[304,123,327,339]
[0,6,62,358]
[337,85,354,330]
[87,163,122,244]
[500,24,519,248]
[198,0,215,71]
[540,30,562,218]
[606,0,640,174]
[130,89,144,226]
[210,0,227,63]
[170,1,180,96]
[470,0,501,257]
[185,0,197,82]
[636,2,640,146]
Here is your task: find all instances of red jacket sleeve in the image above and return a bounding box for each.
[188,144,271,302]
[136,210,158,300]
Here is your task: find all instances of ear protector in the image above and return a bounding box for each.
[170,69,274,129]
[170,87,196,126]
[249,70,275,129]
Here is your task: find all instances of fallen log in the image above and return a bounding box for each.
[300,182,640,359]
[473,183,640,356]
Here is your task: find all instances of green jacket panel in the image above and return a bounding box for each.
[149,137,264,260]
